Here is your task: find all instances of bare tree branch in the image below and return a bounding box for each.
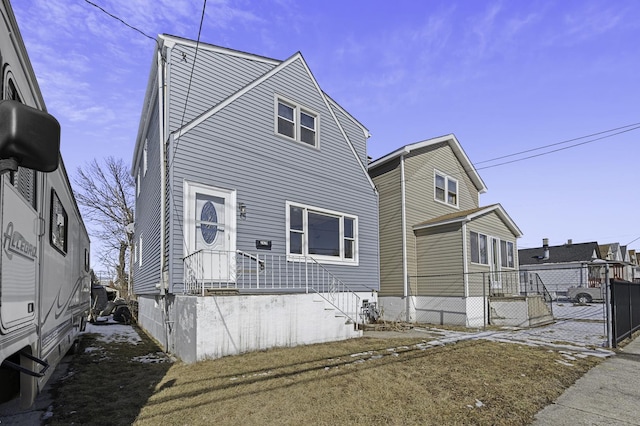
[73,157,135,296]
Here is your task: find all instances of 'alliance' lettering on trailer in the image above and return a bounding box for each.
[3,222,37,261]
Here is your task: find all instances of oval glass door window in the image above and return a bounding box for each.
[200,201,218,244]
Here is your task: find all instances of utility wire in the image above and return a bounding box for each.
[170,0,208,168]
[475,125,640,171]
[83,0,158,46]
[474,122,640,165]
[167,0,208,254]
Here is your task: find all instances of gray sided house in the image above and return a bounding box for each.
[368,135,523,327]
[130,35,379,362]
[519,240,602,299]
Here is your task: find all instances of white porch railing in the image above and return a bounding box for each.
[183,250,361,326]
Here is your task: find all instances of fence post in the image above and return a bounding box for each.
[483,272,487,329]
[605,263,613,348]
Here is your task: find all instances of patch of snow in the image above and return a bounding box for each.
[83,323,141,345]
[131,352,174,364]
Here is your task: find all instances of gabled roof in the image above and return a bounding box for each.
[413,204,523,237]
[131,35,373,191]
[519,241,601,265]
[368,134,487,194]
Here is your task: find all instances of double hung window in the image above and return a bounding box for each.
[434,171,458,207]
[287,202,357,264]
[470,231,488,265]
[276,97,318,147]
[500,240,515,268]
[471,231,515,268]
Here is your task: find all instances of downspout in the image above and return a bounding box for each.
[157,48,167,295]
[400,154,409,321]
[156,46,171,354]
[462,221,469,298]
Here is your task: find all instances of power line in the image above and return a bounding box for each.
[475,124,640,171]
[83,0,158,46]
[170,0,208,168]
[474,122,640,165]
[167,0,208,256]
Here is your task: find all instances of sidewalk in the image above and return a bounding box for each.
[533,336,640,425]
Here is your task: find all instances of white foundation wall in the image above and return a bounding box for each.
[138,292,370,363]
[137,295,169,349]
[380,296,488,327]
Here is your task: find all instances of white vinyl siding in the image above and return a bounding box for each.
[161,50,378,293]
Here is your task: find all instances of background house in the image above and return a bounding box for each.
[368,134,523,327]
[599,243,633,281]
[519,239,603,299]
[131,35,379,362]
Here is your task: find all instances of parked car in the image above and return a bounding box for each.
[567,286,604,304]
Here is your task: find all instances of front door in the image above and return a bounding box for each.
[185,182,236,283]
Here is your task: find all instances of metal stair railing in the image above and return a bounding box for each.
[183,250,362,328]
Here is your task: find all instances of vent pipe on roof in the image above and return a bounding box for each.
[567,239,573,246]
[543,238,550,260]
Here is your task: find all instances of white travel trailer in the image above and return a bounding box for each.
[0,0,91,408]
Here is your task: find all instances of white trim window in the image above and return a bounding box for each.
[275,96,319,147]
[136,171,141,197]
[470,231,488,265]
[434,170,458,207]
[286,202,357,265]
[500,240,515,268]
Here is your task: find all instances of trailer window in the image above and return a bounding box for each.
[50,189,68,254]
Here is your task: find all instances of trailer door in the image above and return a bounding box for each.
[0,176,39,333]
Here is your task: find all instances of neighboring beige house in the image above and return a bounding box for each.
[368,134,523,327]
[599,243,631,281]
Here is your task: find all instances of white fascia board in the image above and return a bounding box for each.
[172,52,300,140]
[159,34,280,66]
[131,39,162,175]
[466,204,523,238]
[295,55,377,193]
[413,204,523,238]
[324,93,370,140]
[413,216,469,231]
[368,134,488,194]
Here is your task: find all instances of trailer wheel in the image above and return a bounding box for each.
[576,293,592,304]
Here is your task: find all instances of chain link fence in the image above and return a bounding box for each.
[404,264,609,347]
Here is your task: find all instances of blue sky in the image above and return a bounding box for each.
[12,0,640,261]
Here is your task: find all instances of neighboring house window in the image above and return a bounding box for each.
[434,171,458,207]
[500,240,515,268]
[286,202,357,264]
[275,96,318,147]
[136,171,140,197]
[50,189,68,254]
[470,231,488,265]
[143,138,148,176]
